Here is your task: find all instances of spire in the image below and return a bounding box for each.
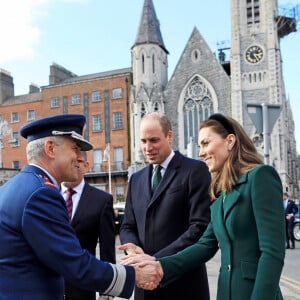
[133,0,169,53]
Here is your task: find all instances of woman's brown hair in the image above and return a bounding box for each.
[200,114,263,200]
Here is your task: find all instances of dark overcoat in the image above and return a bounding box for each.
[65,182,116,300]
[120,151,211,300]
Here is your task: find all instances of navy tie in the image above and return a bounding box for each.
[66,188,76,222]
[152,165,162,192]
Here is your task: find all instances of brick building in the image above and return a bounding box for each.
[0,65,132,201]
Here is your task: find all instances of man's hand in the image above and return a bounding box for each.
[134,261,164,290]
[118,243,144,255]
[121,253,155,266]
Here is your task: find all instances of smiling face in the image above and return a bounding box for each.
[63,159,89,188]
[198,127,235,172]
[140,117,172,164]
[50,137,84,184]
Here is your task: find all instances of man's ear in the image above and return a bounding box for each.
[167,130,173,144]
[44,139,55,158]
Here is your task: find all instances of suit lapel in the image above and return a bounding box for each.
[222,172,248,220]
[223,189,240,220]
[148,153,181,207]
[137,165,153,207]
[72,183,88,224]
[211,198,231,243]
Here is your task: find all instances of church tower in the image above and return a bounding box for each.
[230,0,295,186]
[130,0,169,163]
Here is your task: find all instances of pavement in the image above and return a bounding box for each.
[107,237,300,300]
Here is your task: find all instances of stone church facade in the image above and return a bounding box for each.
[130,0,299,197]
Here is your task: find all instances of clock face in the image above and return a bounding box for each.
[245,45,264,63]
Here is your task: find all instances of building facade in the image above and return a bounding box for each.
[0,0,299,198]
[0,65,132,201]
[130,0,299,197]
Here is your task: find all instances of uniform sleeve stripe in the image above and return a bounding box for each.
[103,263,127,296]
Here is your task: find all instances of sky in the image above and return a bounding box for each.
[0,0,299,151]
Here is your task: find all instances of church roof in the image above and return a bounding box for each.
[133,0,169,54]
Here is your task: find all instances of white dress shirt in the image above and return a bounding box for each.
[61,179,85,220]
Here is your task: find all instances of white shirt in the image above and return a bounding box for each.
[61,179,85,220]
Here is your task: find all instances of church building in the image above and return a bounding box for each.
[130,0,299,197]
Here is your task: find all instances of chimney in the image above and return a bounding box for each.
[0,69,14,103]
[29,83,40,93]
[49,63,77,85]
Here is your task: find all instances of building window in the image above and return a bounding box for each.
[12,160,20,169]
[114,147,123,171]
[113,112,123,129]
[112,88,122,99]
[71,94,80,105]
[140,102,146,117]
[27,110,36,121]
[142,54,145,74]
[247,0,260,25]
[92,115,102,132]
[50,97,59,108]
[93,149,103,172]
[152,54,155,73]
[115,185,125,202]
[92,91,101,102]
[11,132,20,146]
[191,49,201,63]
[11,112,19,123]
[183,76,213,148]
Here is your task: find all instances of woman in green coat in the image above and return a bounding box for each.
[140,114,285,299]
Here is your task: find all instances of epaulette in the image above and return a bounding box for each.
[40,175,57,188]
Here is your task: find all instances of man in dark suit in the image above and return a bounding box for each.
[61,154,116,300]
[119,112,211,300]
[283,192,298,249]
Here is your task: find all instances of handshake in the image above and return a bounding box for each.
[118,243,164,290]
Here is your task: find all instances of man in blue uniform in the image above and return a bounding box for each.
[0,114,161,300]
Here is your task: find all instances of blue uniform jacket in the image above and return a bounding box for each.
[0,165,134,300]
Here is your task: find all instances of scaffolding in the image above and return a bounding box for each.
[275,3,300,38]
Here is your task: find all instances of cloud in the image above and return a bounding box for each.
[0,0,90,64]
[0,0,48,63]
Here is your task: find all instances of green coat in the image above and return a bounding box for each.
[159,165,285,300]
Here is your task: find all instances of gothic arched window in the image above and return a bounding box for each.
[142,54,145,74]
[152,54,155,73]
[140,102,146,117]
[183,76,213,148]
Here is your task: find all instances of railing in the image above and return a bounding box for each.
[91,162,127,173]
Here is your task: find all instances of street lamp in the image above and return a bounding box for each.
[0,120,12,168]
[103,143,112,194]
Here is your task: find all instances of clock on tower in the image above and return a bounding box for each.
[245,45,264,64]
